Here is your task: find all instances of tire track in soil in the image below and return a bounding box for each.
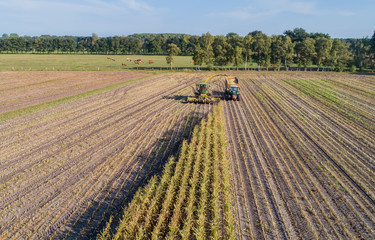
[0,72,215,239]
[244,77,375,239]
[223,73,375,240]
[264,79,375,200]
[225,99,292,240]
[240,79,346,239]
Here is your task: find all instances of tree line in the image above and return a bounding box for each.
[1,28,374,71]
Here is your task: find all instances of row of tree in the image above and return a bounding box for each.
[192,31,362,71]
[1,28,374,71]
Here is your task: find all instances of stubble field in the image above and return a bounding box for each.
[0,71,374,239]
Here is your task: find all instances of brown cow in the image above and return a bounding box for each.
[122,63,127,66]
[149,60,154,64]
[111,58,116,61]
[107,57,111,59]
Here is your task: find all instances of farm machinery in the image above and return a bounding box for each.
[187,75,220,104]
[224,76,240,101]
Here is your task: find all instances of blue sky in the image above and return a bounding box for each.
[0,0,374,38]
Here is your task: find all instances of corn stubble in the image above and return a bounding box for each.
[99,104,235,240]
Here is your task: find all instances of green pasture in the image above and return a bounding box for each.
[0,54,259,71]
[0,54,193,71]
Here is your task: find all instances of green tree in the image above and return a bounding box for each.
[212,36,229,67]
[193,44,205,70]
[243,34,253,70]
[90,33,99,52]
[233,46,243,69]
[166,43,181,69]
[181,34,191,55]
[200,32,214,67]
[109,36,120,54]
[351,38,371,70]
[283,36,294,70]
[10,33,19,38]
[315,37,333,71]
[252,32,271,70]
[150,35,163,53]
[284,28,309,42]
[271,35,284,70]
[226,33,244,69]
[299,37,315,70]
[328,39,350,72]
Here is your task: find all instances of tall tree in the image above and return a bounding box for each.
[252,32,271,70]
[193,44,205,70]
[200,33,214,66]
[298,37,315,70]
[284,28,309,42]
[226,33,244,69]
[271,35,285,70]
[351,38,371,70]
[243,34,253,70]
[315,37,333,71]
[181,35,191,55]
[282,36,294,70]
[328,39,350,72]
[212,36,229,67]
[90,33,99,48]
[166,43,181,69]
[232,46,243,69]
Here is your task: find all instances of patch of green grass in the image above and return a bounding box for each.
[0,54,260,71]
[0,74,152,123]
[0,54,194,71]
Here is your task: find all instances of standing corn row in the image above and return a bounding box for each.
[100,104,235,240]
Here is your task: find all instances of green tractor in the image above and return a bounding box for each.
[187,82,220,104]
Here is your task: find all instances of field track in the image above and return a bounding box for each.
[224,72,375,239]
[0,71,374,239]
[0,72,214,239]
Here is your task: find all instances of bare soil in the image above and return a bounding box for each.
[0,71,148,113]
[1,71,374,239]
[223,72,375,239]
[0,71,212,239]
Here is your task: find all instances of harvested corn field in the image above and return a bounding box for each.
[0,71,148,114]
[101,105,235,240]
[225,72,375,239]
[0,72,215,239]
[0,71,374,239]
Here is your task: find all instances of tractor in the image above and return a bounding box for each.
[187,75,220,104]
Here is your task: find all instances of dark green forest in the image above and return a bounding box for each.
[1,28,374,71]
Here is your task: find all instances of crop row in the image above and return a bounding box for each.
[224,73,375,239]
[0,72,212,239]
[99,104,235,240]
